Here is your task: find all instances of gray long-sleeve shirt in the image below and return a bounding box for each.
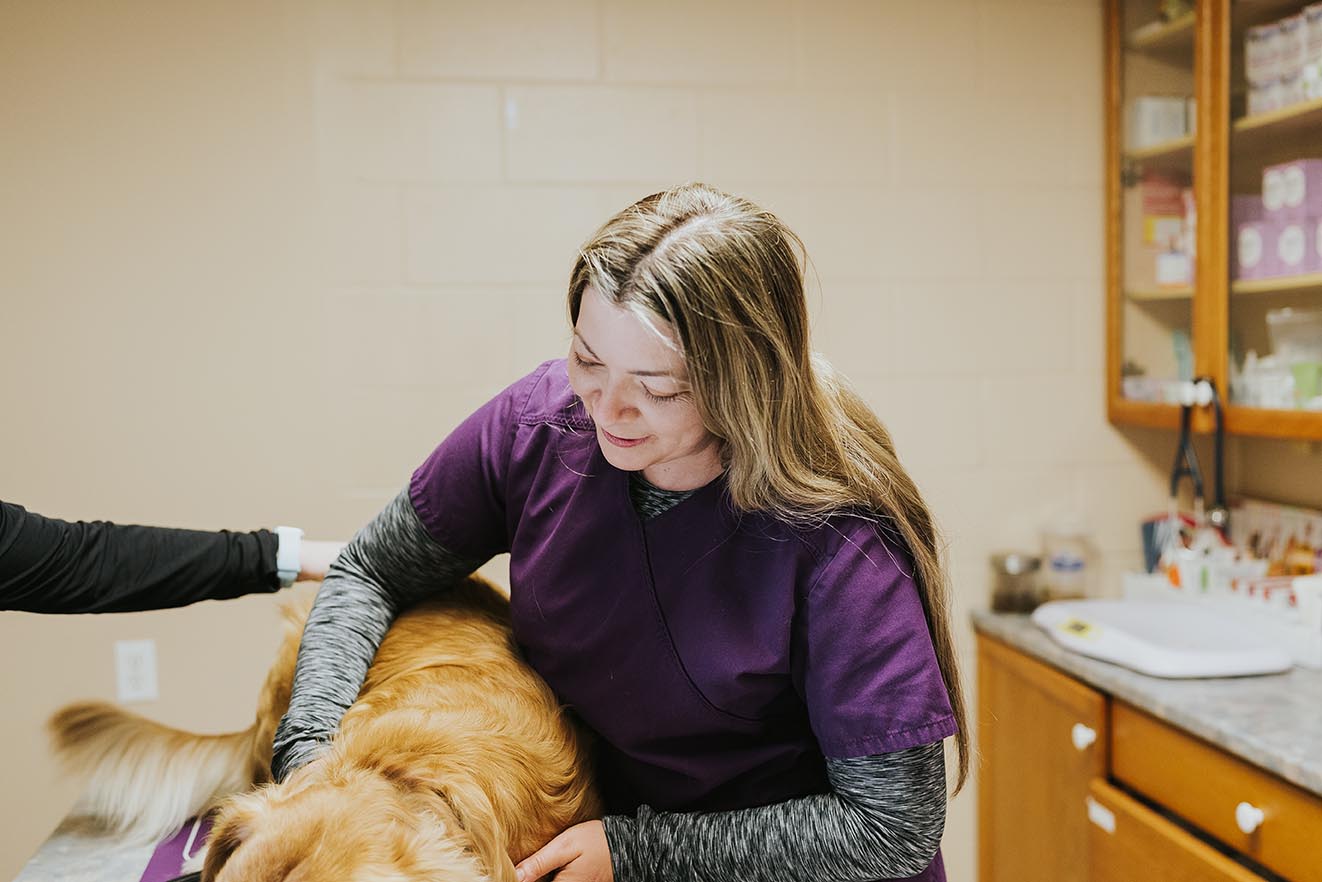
[273,480,947,881]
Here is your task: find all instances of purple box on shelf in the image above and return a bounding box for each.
[1236,220,1281,280]
[1263,159,1322,221]
[1275,219,1322,275]
[1232,194,1265,226]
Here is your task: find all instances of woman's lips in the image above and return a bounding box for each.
[602,428,648,448]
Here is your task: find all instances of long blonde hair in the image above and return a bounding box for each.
[568,182,969,793]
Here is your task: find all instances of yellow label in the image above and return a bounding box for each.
[1059,618,1098,640]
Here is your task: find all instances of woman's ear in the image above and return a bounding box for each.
[199,791,268,881]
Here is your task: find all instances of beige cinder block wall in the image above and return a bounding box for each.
[4,1,1260,879]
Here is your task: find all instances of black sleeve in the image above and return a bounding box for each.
[0,500,280,614]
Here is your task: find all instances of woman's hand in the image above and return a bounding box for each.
[515,820,614,882]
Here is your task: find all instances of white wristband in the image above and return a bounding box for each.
[274,525,304,587]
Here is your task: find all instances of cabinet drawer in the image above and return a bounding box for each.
[1112,701,1322,882]
[1087,780,1269,881]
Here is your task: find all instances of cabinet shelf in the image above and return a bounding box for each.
[1232,0,1314,31]
[1225,405,1322,440]
[1231,272,1322,295]
[1109,397,1182,430]
[1126,134,1196,164]
[1128,286,1195,301]
[1127,12,1196,53]
[1233,96,1322,150]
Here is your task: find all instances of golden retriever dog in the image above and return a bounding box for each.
[48,578,601,881]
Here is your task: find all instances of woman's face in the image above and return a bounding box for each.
[568,285,723,491]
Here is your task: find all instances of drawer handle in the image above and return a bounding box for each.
[1235,802,1265,835]
[1071,723,1097,751]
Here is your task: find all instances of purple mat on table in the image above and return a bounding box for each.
[137,816,211,882]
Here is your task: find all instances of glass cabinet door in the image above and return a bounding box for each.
[1117,1,1199,407]
[1227,0,1322,419]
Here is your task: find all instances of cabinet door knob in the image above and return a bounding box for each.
[1235,801,1265,834]
[1071,723,1097,751]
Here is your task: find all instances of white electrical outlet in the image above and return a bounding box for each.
[115,639,159,703]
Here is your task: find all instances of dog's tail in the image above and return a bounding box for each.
[48,701,260,843]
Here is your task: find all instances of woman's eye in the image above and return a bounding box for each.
[642,386,680,403]
[572,352,599,369]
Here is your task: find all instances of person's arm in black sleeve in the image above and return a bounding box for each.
[270,489,485,783]
[0,500,281,614]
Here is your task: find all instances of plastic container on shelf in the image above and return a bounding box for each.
[1267,307,1322,363]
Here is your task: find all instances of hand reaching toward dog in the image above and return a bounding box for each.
[515,820,614,882]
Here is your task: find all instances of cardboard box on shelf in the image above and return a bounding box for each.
[1124,170,1192,290]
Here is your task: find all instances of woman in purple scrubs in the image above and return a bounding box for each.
[273,183,968,882]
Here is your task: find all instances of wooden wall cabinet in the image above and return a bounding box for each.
[977,634,1322,881]
[1106,0,1322,440]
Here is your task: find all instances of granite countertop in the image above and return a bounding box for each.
[973,610,1322,797]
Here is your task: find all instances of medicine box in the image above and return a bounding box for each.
[1128,96,1189,150]
[1275,219,1322,276]
[1232,194,1264,227]
[1246,23,1279,86]
[1124,171,1191,290]
[1263,159,1322,222]
[1236,221,1280,280]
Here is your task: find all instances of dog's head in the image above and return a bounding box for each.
[199,765,517,882]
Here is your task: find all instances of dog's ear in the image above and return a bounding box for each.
[435,777,518,882]
[199,792,268,882]
[394,771,516,882]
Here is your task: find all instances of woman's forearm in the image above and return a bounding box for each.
[271,490,483,782]
[602,742,947,882]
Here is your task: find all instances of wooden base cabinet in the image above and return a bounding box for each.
[978,634,1322,881]
[977,635,1107,882]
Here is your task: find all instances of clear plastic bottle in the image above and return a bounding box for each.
[1042,515,1095,601]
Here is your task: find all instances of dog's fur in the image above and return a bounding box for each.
[48,578,601,881]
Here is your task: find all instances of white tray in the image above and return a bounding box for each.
[1031,599,1293,678]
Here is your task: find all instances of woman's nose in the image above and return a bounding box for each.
[596,380,637,423]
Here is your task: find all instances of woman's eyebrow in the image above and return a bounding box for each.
[573,331,680,379]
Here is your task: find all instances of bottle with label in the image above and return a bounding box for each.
[1042,515,1095,601]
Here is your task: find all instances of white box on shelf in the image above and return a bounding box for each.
[1247,23,1280,86]
[1248,81,1279,116]
[1128,96,1190,150]
[1280,13,1309,81]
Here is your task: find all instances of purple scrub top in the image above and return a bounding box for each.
[411,360,955,881]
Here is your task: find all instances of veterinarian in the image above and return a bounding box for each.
[274,183,965,882]
[0,501,343,613]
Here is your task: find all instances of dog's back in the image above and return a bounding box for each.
[49,578,601,879]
